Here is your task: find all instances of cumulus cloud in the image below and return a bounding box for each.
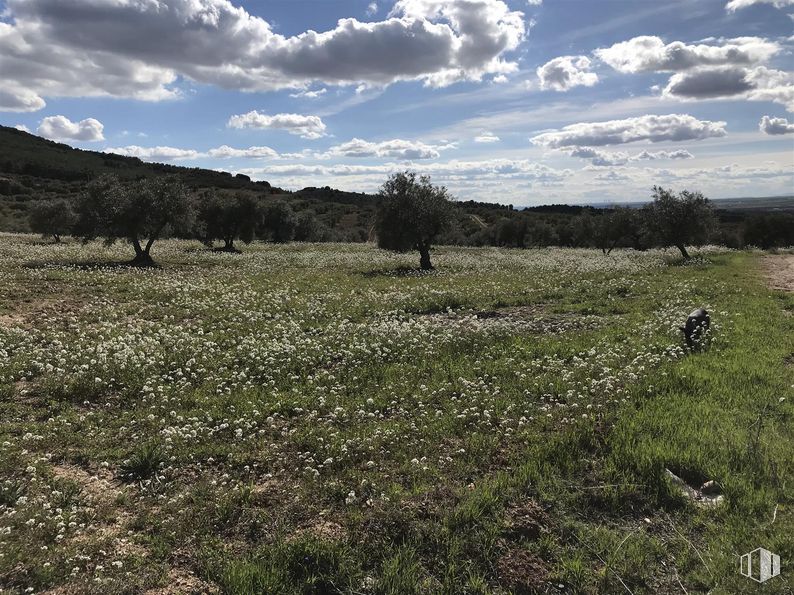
[0,0,526,109]
[531,114,726,148]
[726,0,794,11]
[206,145,280,159]
[0,17,178,110]
[104,145,202,161]
[759,115,794,134]
[594,36,780,73]
[537,55,598,91]
[104,143,286,161]
[634,149,694,160]
[566,146,694,166]
[240,158,569,182]
[474,132,500,143]
[14,124,31,132]
[227,112,327,139]
[325,138,453,159]
[0,87,47,112]
[663,66,755,98]
[569,147,629,166]
[594,35,793,112]
[37,115,104,142]
[663,66,794,111]
[366,2,378,16]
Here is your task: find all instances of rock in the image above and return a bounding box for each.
[665,469,724,507]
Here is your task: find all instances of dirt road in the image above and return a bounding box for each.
[763,254,794,292]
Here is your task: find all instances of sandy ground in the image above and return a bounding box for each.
[763,254,794,292]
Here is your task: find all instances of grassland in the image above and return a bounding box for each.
[0,236,791,594]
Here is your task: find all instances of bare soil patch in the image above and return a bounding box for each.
[144,568,219,595]
[503,499,549,541]
[51,463,122,505]
[762,254,794,292]
[496,547,551,594]
[0,297,85,329]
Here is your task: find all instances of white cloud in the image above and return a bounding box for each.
[537,55,598,91]
[0,17,178,109]
[568,147,630,166]
[474,132,500,143]
[759,115,794,134]
[14,124,31,132]
[565,146,694,166]
[0,87,47,112]
[206,145,280,159]
[726,0,794,11]
[594,36,793,112]
[240,158,570,183]
[594,36,780,73]
[227,112,328,139]
[103,143,284,161]
[325,138,453,159]
[663,66,794,111]
[104,145,201,161]
[37,115,104,142]
[366,2,378,16]
[0,0,526,108]
[634,149,694,160]
[531,114,726,148]
[289,88,328,99]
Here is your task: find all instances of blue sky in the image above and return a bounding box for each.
[1,0,793,205]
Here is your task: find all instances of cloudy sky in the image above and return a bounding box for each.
[1,0,793,205]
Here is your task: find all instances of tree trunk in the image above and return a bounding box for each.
[130,236,156,267]
[676,243,690,259]
[418,244,433,270]
[215,238,242,253]
[53,234,61,243]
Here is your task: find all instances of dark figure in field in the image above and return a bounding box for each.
[681,308,710,348]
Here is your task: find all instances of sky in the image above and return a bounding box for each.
[1,0,793,206]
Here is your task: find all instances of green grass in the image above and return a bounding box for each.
[0,237,791,593]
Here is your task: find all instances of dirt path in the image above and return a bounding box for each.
[763,254,794,292]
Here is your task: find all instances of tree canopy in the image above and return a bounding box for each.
[74,175,194,266]
[375,172,454,270]
[644,186,714,259]
[28,199,75,243]
[261,202,297,243]
[196,191,261,252]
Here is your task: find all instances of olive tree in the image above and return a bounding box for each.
[594,207,642,255]
[644,186,714,259]
[29,199,75,243]
[261,202,297,243]
[375,172,454,270]
[74,175,194,266]
[196,191,260,253]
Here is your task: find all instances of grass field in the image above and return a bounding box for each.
[0,235,792,594]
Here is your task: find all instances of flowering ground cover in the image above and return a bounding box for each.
[0,235,791,593]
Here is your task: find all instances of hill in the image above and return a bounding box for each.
[0,125,533,241]
[0,125,390,239]
[2,125,792,248]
